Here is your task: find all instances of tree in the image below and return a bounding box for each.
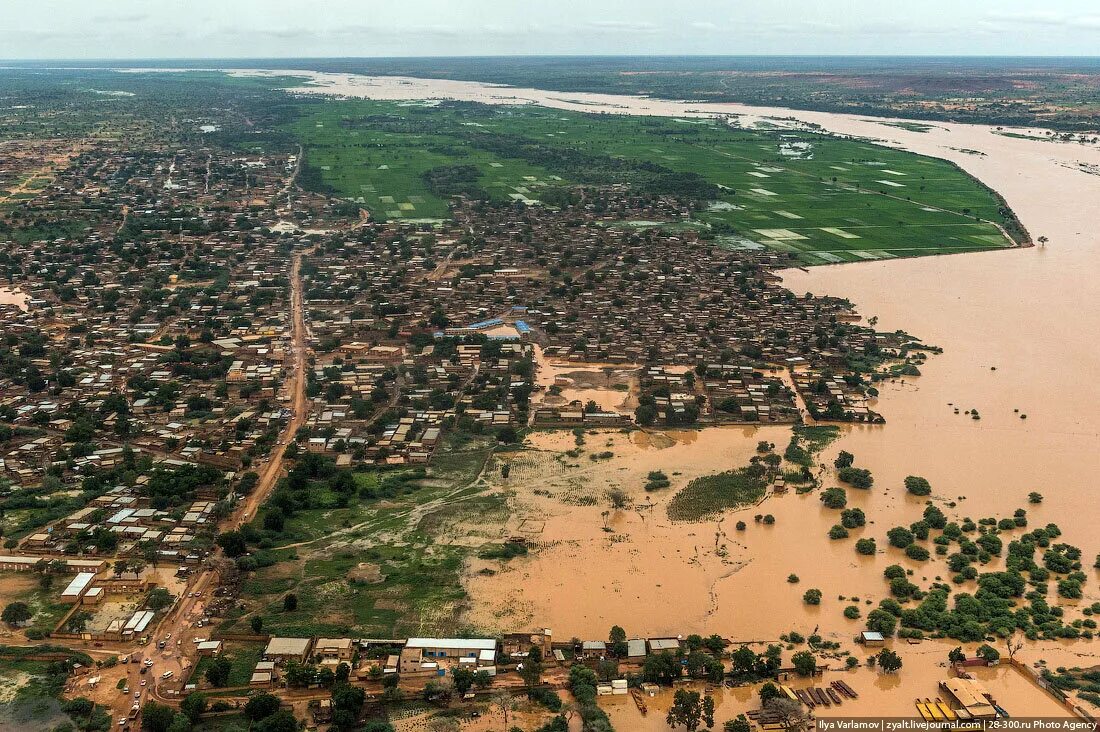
[491,691,514,728]
[244,693,281,721]
[1005,631,1025,662]
[855,538,877,555]
[792,651,817,677]
[820,487,847,509]
[1,601,32,626]
[725,716,751,732]
[609,625,629,657]
[876,649,903,673]
[65,610,92,633]
[904,476,932,496]
[802,588,822,605]
[887,526,915,548]
[518,645,543,688]
[204,657,232,687]
[643,651,681,684]
[254,709,298,732]
[216,531,247,558]
[250,616,263,634]
[759,682,783,704]
[146,587,175,612]
[976,644,1000,664]
[947,647,966,665]
[283,593,298,611]
[166,714,191,732]
[866,609,897,636]
[180,693,207,723]
[452,666,476,696]
[474,669,493,689]
[332,683,366,729]
[666,689,704,732]
[141,701,177,732]
[765,698,810,731]
[834,451,855,469]
[837,467,873,489]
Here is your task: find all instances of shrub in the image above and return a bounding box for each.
[887,527,915,548]
[905,544,930,561]
[855,538,877,555]
[923,505,947,529]
[829,525,850,540]
[803,588,823,605]
[883,565,907,580]
[838,467,873,489]
[866,609,897,635]
[792,650,817,676]
[820,487,847,509]
[904,476,932,496]
[844,605,861,619]
[841,508,866,529]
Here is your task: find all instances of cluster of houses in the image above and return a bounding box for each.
[16,477,229,563]
[240,630,692,689]
[792,369,885,423]
[0,135,343,490]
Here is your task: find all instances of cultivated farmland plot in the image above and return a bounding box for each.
[289,100,1019,263]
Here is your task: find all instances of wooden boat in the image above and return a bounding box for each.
[935,699,957,720]
[833,679,859,698]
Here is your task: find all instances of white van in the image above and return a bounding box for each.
[161,671,174,680]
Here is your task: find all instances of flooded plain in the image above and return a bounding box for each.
[225,69,1100,712]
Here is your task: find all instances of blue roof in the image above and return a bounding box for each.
[466,317,503,330]
[515,320,531,333]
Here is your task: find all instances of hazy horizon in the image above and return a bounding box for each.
[5,0,1100,59]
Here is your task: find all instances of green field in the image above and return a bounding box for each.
[220,437,496,639]
[285,99,1022,264]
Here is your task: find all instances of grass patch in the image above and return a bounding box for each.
[667,464,769,522]
[193,642,264,689]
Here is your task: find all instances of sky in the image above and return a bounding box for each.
[4,0,1100,59]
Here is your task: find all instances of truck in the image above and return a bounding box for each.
[127,703,139,720]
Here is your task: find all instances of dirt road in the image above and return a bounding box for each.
[64,246,313,720]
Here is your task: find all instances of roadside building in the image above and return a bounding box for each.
[399,637,497,673]
[264,637,314,664]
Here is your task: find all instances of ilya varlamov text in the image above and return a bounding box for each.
[817,721,1098,732]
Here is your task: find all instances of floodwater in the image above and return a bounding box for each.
[602,661,1074,730]
[0,287,29,312]
[222,69,1100,701]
